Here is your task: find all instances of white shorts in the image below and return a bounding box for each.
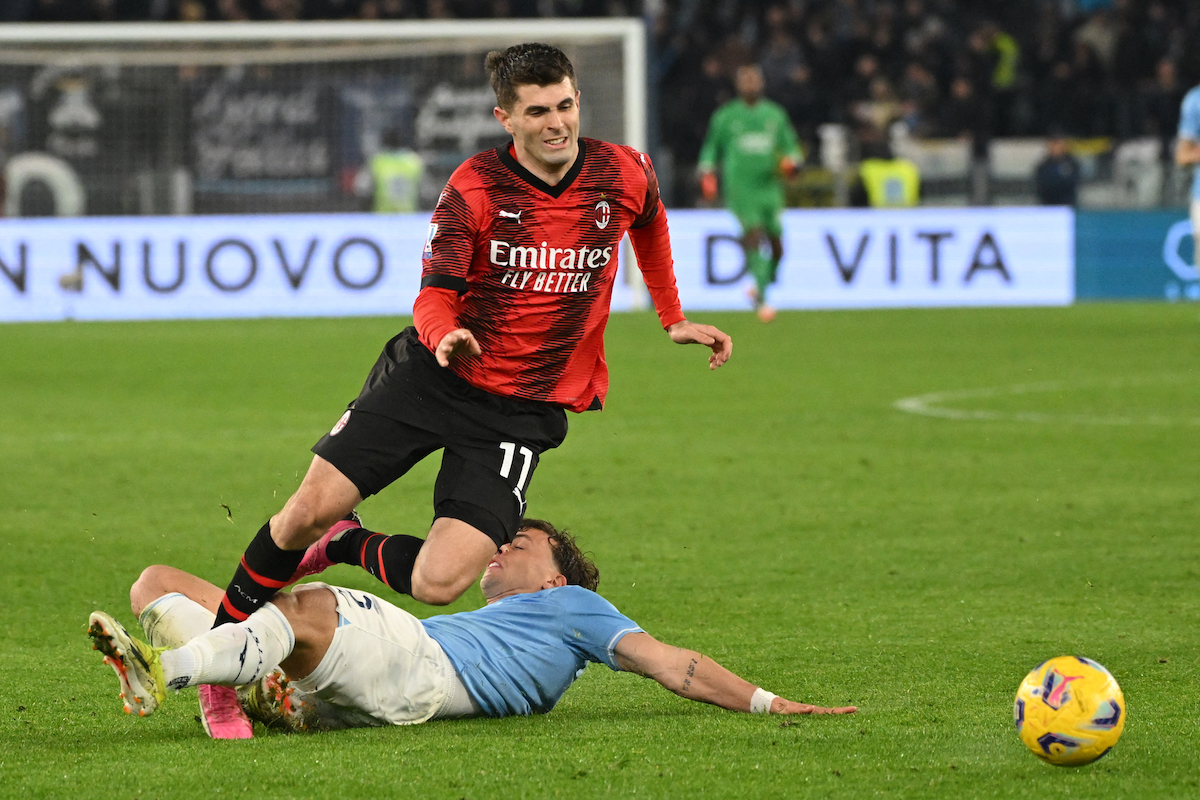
[288,584,479,728]
[1191,200,1200,246]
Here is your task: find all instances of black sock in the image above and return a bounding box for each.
[326,528,424,596]
[213,521,305,626]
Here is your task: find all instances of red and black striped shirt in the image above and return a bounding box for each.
[414,137,685,412]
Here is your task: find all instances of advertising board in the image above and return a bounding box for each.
[0,207,1076,322]
[0,213,429,322]
[666,207,1075,310]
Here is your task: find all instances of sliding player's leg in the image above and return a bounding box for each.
[132,565,263,737]
[90,585,337,719]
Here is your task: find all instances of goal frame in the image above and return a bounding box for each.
[0,18,647,152]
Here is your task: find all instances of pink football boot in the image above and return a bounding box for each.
[198,684,253,739]
[290,512,363,584]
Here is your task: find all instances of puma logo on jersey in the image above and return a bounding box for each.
[498,209,522,223]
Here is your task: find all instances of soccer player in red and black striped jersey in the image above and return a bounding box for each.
[202,43,731,735]
[416,65,718,411]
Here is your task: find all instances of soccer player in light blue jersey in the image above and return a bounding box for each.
[88,520,855,731]
[1176,82,1200,243]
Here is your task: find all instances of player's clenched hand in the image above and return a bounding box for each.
[773,698,857,715]
[667,320,733,370]
[435,328,481,367]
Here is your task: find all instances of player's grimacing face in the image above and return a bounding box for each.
[479,529,563,600]
[495,77,580,175]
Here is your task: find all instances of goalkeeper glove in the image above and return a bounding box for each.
[778,155,801,178]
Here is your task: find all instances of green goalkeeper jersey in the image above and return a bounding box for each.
[698,97,803,200]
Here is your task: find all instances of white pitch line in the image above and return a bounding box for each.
[893,377,1200,427]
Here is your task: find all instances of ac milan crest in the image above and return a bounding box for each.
[594,199,611,229]
[330,409,351,436]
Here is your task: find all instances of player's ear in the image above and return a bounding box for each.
[494,105,512,132]
[546,574,567,589]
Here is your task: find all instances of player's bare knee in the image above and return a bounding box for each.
[130,565,172,616]
[410,582,458,606]
[265,591,306,635]
[276,586,336,650]
[410,572,470,606]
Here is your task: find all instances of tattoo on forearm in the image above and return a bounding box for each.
[682,657,699,693]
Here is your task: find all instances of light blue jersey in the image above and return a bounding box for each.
[1178,85,1200,201]
[421,586,643,717]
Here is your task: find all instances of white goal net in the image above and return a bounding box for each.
[0,19,646,217]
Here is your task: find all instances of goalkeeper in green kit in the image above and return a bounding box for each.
[699,64,803,323]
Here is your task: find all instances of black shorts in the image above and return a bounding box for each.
[312,327,568,547]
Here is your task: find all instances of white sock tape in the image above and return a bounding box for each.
[750,687,778,714]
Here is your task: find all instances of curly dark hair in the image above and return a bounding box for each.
[484,43,577,111]
[519,518,599,592]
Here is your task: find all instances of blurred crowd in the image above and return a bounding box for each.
[6,0,1200,203]
[0,0,632,22]
[657,1,1200,197]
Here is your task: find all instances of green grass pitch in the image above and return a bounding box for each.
[1,304,1197,798]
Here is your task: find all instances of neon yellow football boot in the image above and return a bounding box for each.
[87,611,167,717]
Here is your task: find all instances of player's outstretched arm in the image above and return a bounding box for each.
[614,632,856,715]
[666,320,733,371]
[435,328,481,367]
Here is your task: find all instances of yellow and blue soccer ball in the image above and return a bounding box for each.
[1014,656,1125,766]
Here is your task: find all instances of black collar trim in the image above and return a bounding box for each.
[497,138,587,199]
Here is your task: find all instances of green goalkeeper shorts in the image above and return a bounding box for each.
[728,193,784,238]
